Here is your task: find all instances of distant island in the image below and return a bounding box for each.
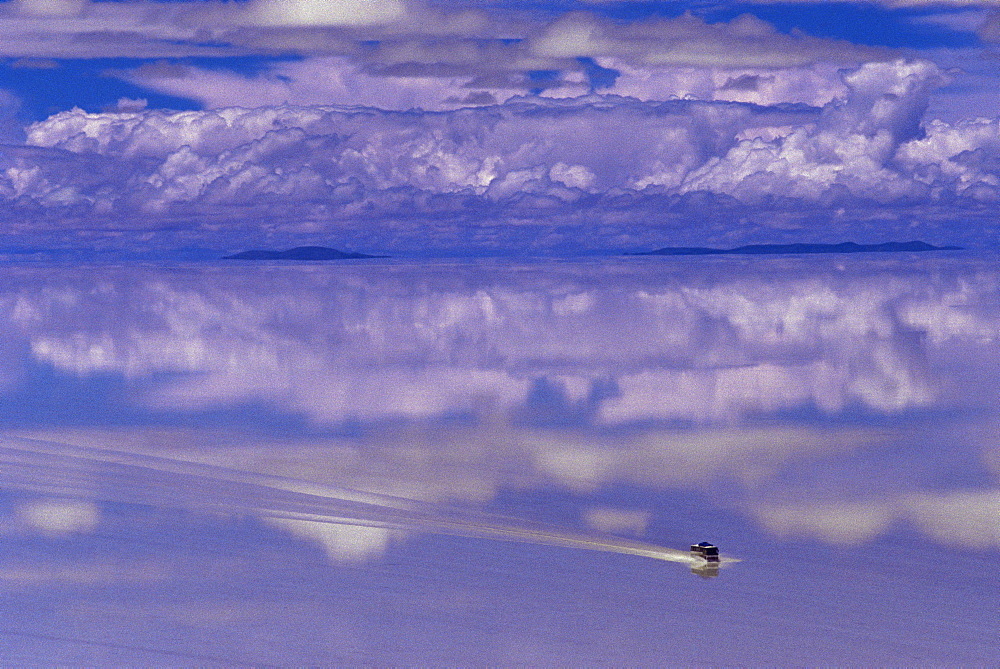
[632,241,963,256]
[222,246,386,260]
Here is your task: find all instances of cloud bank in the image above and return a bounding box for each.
[0,0,992,251]
[0,58,997,252]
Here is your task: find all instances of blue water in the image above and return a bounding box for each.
[0,254,997,663]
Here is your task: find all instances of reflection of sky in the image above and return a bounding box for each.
[1,255,999,662]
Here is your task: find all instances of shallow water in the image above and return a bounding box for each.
[0,254,997,664]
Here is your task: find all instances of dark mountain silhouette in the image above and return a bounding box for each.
[633,241,963,256]
[223,246,386,260]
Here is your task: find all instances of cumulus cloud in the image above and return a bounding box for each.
[243,0,407,27]
[528,11,881,68]
[604,60,849,107]
[0,0,920,146]
[90,7,883,111]
[0,0,991,255]
[133,57,850,113]
[10,0,87,19]
[677,59,952,203]
[3,57,998,251]
[0,0,884,71]
[10,91,814,233]
[121,56,528,111]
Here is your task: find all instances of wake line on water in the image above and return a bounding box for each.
[0,435,731,568]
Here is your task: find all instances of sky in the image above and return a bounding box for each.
[2,0,1000,256]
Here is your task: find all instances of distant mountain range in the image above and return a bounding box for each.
[222,246,386,260]
[632,241,964,256]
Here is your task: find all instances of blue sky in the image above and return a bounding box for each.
[2,0,1000,256]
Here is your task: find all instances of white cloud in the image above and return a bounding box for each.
[13,60,940,207]
[17,95,805,209]
[0,0,896,112]
[103,9,882,111]
[0,0,887,73]
[604,60,849,107]
[243,0,407,27]
[676,59,951,202]
[10,0,87,19]
[528,11,882,68]
[3,57,1000,251]
[122,56,523,112]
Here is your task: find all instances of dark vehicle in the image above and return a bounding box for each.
[690,541,720,563]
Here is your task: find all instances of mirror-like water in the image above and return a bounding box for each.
[0,255,997,663]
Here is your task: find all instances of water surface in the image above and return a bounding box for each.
[0,254,997,663]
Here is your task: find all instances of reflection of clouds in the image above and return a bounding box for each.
[5,259,997,426]
[757,501,896,545]
[901,286,1000,344]
[526,425,879,490]
[16,498,100,534]
[8,421,884,504]
[154,368,529,422]
[0,420,994,558]
[0,430,704,568]
[907,490,1000,548]
[602,350,935,423]
[265,518,398,562]
[5,421,884,560]
[597,361,928,424]
[583,507,650,536]
[0,496,101,537]
[1,258,1000,553]
[757,490,1000,548]
[0,560,169,588]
